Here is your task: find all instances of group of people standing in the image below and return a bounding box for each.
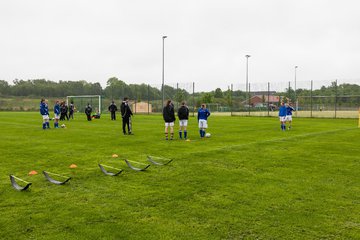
[41,97,211,139]
[40,99,75,129]
[107,98,211,140]
[278,102,295,131]
[162,99,211,140]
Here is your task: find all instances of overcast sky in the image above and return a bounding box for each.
[1,0,360,92]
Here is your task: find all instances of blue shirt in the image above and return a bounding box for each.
[278,105,287,117]
[198,108,210,121]
[286,106,295,116]
[54,103,60,115]
[40,102,49,115]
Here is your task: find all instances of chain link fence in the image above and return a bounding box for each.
[1,79,359,118]
[230,79,360,118]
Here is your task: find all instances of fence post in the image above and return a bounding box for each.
[192,82,195,117]
[248,83,251,116]
[335,79,338,119]
[230,84,233,116]
[147,84,150,115]
[310,80,313,118]
[267,82,270,117]
[288,81,291,100]
[176,83,179,110]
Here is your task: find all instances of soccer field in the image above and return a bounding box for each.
[1,112,359,239]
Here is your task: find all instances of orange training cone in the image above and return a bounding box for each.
[28,170,38,176]
[112,154,119,158]
[69,164,78,169]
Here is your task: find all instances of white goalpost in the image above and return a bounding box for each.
[66,95,102,114]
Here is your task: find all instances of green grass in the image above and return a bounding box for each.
[1,112,360,239]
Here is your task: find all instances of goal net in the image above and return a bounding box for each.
[66,95,102,114]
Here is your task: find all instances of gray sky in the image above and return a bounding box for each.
[1,0,360,92]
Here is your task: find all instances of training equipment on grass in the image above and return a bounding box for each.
[124,159,150,171]
[43,171,71,185]
[10,175,32,191]
[147,155,173,166]
[98,164,123,176]
[69,164,77,169]
[28,170,38,176]
[205,133,211,138]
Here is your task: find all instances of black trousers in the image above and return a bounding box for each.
[122,117,131,133]
[86,114,92,121]
[111,111,116,120]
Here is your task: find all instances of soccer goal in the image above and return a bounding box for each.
[66,95,102,114]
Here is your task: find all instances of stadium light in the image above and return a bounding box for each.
[245,55,251,100]
[162,36,167,110]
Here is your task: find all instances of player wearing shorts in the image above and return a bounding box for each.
[278,102,287,131]
[197,103,210,138]
[54,100,60,128]
[163,99,175,140]
[177,101,189,139]
[286,103,295,130]
[40,98,50,129]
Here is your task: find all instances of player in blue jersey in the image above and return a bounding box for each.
[286,103,295,130]
[278,102,287,131]
[197,103,211,138]
[40,98,50,129]
[53,100,60,128]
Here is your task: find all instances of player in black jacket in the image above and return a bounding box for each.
[162,99,175,140]
[120,97,133,135]
[85,103,92,121]
[108,101,118,120]
[177,101,189,139]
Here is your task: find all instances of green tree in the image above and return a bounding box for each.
[0,80,10,96]
[214,88,223,98]
[201,93,213,104]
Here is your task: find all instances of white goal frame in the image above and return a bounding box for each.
[66,95,102,114]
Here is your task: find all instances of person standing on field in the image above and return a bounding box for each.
[108,100,118,120]
[85,103,92,121]
[53,100,60,128]
[68,101,75,119]
[177,101,189,139]
[163,99,176,140]
[120,97,133,135]
[60,101,69,121]
[278,102,287,131]
[40,98,50,129]
[197,103,210,138]
[286,102,295,130]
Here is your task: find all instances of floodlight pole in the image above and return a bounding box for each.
[294,65,298,111]
[245,55,251,105]
[162,36,167,110]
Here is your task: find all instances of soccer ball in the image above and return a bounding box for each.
[205,133,211,138]
[61,124,66,128]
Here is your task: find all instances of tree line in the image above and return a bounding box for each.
[0,78,359,104]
